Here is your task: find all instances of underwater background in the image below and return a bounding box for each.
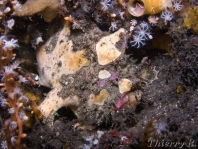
[0,0,198,149]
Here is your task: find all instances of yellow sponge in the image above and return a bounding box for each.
[184,6,198,34]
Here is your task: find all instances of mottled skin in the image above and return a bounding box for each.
[13,0,60,22]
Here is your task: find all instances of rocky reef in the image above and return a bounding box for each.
[0,0,198,149]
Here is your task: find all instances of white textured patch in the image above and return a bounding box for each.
[96,28,126,65]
